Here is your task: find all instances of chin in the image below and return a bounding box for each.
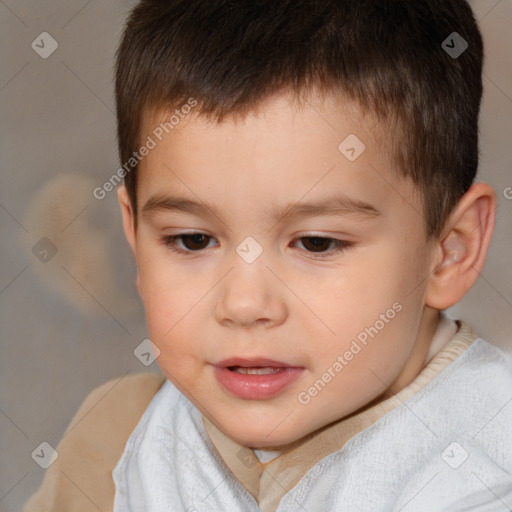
[232,432,295,449]
[218,419,308,449]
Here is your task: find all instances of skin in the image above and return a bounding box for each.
[118,89,496,448]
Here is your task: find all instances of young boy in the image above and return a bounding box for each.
[23,0,512,510]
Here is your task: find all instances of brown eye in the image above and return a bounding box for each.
[161,233,216,253]
[293,236,354,259]
[299,237,333,252]
[179,234,211,251]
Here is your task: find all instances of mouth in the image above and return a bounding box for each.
[212,357,304,400]
[227,366,286,375]
[214,357,297,368]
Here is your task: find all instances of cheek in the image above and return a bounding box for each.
[306,243,428,370]
[137,254,212,374]
[143,290,205,392]
[143,285,201,352]
[313,245,419,322]
[137,243,185,320]
[136,251,185,351]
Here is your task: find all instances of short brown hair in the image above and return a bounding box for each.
[115,0,483,238]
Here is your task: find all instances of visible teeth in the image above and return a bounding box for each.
[231,366,284,375]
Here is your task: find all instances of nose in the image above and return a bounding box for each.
[214,262,288,329]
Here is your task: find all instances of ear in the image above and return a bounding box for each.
[425,183,496,310]
[117,185,137,253]
[117,185,143,297]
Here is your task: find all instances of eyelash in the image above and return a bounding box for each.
[160,233,354,259]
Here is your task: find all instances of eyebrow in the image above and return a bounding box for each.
[141,193,382,225]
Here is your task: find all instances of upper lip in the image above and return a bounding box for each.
[212,357,301,368]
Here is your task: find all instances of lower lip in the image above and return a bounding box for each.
[213,366,304,400]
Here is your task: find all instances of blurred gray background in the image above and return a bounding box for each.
[0,1,511,510]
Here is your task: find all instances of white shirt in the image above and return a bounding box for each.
[112,327,512,512]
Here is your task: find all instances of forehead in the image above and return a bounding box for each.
[136,90,421,229]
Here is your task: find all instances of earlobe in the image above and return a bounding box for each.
[117,185,137,255]
[425,183,496,310]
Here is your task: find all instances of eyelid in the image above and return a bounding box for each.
[160,231,355,259]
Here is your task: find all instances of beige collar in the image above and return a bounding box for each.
[203,320,478,512]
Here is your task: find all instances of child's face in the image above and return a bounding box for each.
[122,90,439,447]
